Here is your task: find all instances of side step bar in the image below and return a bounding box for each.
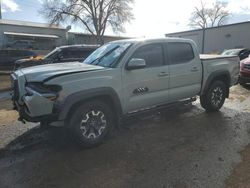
[122,97,197,120]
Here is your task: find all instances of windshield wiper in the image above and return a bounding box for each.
[89,46,119,65]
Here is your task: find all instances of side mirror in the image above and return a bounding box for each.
[126,58,146,70]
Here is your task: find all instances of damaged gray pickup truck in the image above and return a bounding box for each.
[11,38,239,147]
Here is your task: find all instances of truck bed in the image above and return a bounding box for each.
[200,54,240,93]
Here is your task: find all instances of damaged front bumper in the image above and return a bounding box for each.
[11,70,65,125]
[14,101,59,123]
[13,94,59,123]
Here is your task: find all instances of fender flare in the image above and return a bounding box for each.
[201,70,231,96]
[58,87,123,121]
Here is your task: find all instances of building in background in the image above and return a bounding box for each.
[68,32,129,45]
[0,19,130,52]
[165,21,250,54]
[0,19,67,50]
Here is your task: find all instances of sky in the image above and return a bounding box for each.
[2,0,250,37]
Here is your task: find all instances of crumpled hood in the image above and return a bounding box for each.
[19,62,105,82]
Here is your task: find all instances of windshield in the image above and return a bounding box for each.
[83,42,133,67]
[44,48,62,60]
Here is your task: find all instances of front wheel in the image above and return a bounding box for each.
[68,100,114,148]
[200,81,227,112]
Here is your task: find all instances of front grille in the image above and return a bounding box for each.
[244,64,250,70]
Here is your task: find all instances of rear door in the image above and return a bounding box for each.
[123,43,170,112]
[166,42,202,102]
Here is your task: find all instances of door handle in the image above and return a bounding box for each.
[191,67,199,72]
[158,72,169,77]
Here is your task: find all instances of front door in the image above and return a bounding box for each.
[122,43,170,113]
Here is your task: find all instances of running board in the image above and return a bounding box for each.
[123,97,197,120]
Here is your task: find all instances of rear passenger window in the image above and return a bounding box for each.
[167,42,194,64]
[131,44,164,68]
[62,49,88,59]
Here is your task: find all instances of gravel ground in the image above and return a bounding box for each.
[0,85,249,188]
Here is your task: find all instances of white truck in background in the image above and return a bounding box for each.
[11,38,240,147]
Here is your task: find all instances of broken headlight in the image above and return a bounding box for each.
[25,82,62,101]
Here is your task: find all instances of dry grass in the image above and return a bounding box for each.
[0,99,18,126]
[0,109,18,126]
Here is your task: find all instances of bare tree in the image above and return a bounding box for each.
[40,0,134,44]
[189,1,230,29]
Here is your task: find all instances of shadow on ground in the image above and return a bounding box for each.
[0,103,196,158]
[0,125,79,158]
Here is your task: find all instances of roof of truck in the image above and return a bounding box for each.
[109,37,195,44]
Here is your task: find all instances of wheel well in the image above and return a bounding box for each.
[208,74,230,98]
[66,95,119,125]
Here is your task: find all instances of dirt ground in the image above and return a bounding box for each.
[0,74,11,91]
[226,145,250,188]
[0,85,249,188]
[225,85,250,188]
[0,91,18,125]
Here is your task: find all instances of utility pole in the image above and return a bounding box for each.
[0,0,2,19]
[202,28,205,54]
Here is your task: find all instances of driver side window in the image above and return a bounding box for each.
[131,44,164,68]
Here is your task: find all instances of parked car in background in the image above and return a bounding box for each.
[221,48,250,61]
[6,40,36,50]
[0,49,38,71]
[239,56,250,85]
[14,44,99,70]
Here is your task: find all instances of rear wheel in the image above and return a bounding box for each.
[200,81,227,112]
[68,100,114,148]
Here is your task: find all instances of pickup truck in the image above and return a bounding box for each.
[11,38,239,147]
[14,45,98,70]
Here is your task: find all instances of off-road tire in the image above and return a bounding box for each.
[200,81,227,112]
[69,100,114,148]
